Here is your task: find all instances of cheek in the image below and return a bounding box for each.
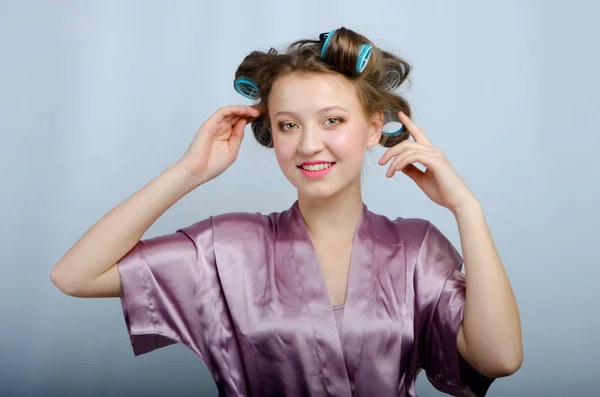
[328,126,369,157]
[273,138,296,166]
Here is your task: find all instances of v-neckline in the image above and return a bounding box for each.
[286,200,377,394]
[292,200,365,311]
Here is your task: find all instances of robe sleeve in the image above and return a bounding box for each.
[116,216,218,361]
[417,221,496,397]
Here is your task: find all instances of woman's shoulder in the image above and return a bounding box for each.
[177,207,288,238]
[371,212,456,259]
[366,209,433,244]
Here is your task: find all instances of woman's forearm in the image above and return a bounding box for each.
[453,201,523,377]
[50,162,201,294]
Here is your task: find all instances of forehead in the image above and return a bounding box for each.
[268,72,360,113]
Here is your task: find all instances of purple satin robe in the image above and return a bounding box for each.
[117,201,495,396]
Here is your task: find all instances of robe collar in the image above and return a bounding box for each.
[283,200,378,395]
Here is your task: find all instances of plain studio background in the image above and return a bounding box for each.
[1,0,598,396]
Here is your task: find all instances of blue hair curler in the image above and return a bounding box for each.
[356,44,372,74]
[382,123,405,136]
[319,30,335,58]
[382,109,405,136]
[234,76,259,100]
[319,30,372,74]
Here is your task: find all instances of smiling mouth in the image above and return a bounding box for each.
[298,162,335,171]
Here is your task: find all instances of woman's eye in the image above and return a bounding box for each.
[279,118,342,131]
[280,122,298,131]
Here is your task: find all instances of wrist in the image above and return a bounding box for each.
[450,198,482,218]
[170,162,206,190]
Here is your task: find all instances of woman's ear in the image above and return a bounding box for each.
[366,110,383,148]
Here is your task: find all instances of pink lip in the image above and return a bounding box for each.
[298,163,335,179]
[298,160,335,166]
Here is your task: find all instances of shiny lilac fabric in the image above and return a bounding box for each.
[117,201,495,396]
[333,305,344,336]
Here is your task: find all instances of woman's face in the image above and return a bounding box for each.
[268,72,382,200]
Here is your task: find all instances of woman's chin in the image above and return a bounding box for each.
[295,182,349,201]
[295,184,334,199]
[287,172,359,201]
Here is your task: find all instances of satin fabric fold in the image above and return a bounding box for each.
[117,201,495,396]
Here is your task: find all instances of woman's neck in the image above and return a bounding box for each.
[297,186,364,243]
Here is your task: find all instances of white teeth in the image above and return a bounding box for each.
[301,163,333,171]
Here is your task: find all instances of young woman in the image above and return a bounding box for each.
[50,27,522,396]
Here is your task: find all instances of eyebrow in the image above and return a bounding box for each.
[274,106,349,118]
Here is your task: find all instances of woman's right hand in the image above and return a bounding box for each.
[177,105,262,185]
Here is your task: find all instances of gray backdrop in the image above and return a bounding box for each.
[1,0,598,396]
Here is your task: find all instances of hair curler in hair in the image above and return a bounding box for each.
[356,44,372,74]
[383,68,402,91]
[319,30,372,75]
[382,109,405,135]
[233,76,259,100]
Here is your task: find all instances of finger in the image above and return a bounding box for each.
[398,111,432,146]
[223,115,241,124]
[228,118,248,154]
[378,140,412,165]
[378,140,434,165]
[386,151,428,178]
[400,163,424,183]
[223,113,260,127]
[223,112,260,126]
[221,105,262,116]
[386,151,414,178]
[214,106,261,123]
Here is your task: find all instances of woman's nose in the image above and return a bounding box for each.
[297,126,325,155]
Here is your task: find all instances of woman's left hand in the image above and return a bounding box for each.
[378,111,478,214]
